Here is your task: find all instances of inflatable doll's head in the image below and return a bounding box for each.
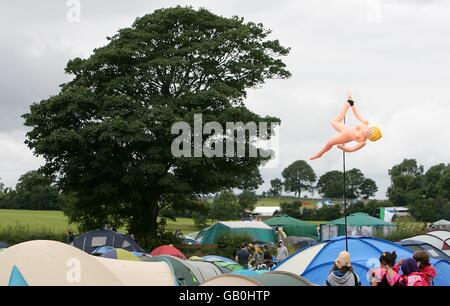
[367,126,382,142]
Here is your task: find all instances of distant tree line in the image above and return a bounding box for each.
[266,159,378,200]
[0,171,62,210]
[276,159,450,223]
[387,159,450,222]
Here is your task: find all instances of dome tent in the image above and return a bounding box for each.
[397,240,449,261]
[201,271,316,286]
[264,215,319,240]
[0,240,176,286]
[202,255,243,272]
[100,248,141,261]
[405,230,450,256]
[72,229,144,254]
[150,245,186,259]
[196,221,275,244]
[320,213,395,240]
[144,255,223,285]
[274,236,450,286]
[0,242,9,249]
[203,255,236,263]
[144,255,199,286]
[283,236,318,251]
[432,220,450,229]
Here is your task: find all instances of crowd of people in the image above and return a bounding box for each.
[235,233,437,287]
[235,240,290,270]
[326,250,437,286]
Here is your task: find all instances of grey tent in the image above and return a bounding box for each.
[250,271,317,286]
[144,255,199,286]
[283,237,318,251]
[0,242,9,249]
[184,260,224,283]
[202,271,316,286]
[145,255,223,285]
[397,240,449,261]
[71,229,144,254]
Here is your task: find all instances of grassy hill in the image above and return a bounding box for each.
[256,196,319,208]
[0,209,205,234]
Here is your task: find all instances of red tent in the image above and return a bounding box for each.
[150,245,186,259]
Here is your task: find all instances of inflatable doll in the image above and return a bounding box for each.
[310,95,382,160]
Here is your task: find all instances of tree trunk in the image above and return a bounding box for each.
[128,198,160,249]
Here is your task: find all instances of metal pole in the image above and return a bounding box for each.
[343,116,348,252]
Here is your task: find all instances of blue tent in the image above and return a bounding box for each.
[274,236,450,286]
[203,255,236,264]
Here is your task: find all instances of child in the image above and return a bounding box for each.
[371,251,401,286]
[397,258,429,286]
[413,251,436,286]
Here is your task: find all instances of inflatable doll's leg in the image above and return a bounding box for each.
[335,103,351,123]
[331,103,350,132]
[310,134,349,160]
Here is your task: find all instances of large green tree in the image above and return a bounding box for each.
[282,160,316,197]
[237,190,258,211]
[269,178,283,197]
[387,159,424,206]
[316,170,343,199]
[317,168,377,200]
[237,168,264,191]
[210,191,241,220]
[360,178,378,199]
[23,7,290,243]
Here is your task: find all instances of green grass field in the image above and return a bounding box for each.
[0,209,72,231]
[256,197,318,208]
[0,197,337,238]
[0,197,318,234]
[0,209,206,234]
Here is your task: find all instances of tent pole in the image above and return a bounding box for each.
[343,115,348,252]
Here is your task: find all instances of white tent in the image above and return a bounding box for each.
[405,231,450,256]
[432,220,450,229]
[0,240,177,286]
[253,206,280,217]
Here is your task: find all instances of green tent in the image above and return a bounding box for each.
[144,255,200,286]
[321,212,396,239]
[264,215,319,240]
[196,221,275,244]
[328,212,394,227]
[212,261,243,272]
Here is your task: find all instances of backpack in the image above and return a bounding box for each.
[352,272,361,286]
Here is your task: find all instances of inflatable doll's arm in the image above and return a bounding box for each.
[351,105,369,125]
[337,143,366,153]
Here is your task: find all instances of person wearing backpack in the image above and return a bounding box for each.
[326,251,361,286]
[371,251,401,287]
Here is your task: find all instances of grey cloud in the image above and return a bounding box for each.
[1,0,449,198]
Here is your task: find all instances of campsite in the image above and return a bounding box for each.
[1,1,450,292]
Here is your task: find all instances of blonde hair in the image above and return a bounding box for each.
[368,126,382,142]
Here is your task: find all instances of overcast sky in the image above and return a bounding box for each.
[1,0,449,199]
